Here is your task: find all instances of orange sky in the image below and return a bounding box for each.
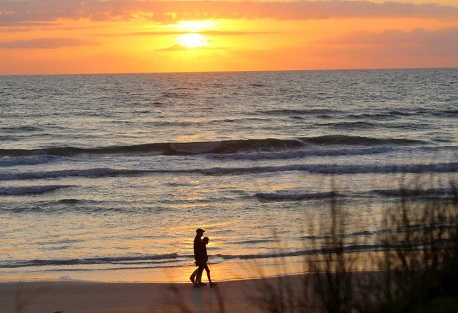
[0,0,457,75]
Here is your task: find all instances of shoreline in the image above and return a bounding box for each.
[0,257,310,312]
[0,257,380,313]
[0,255,309,284]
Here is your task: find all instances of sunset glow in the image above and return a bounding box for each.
[0,0,457,75]
[177,33,208,48]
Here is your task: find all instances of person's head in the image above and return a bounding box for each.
[203,237,209,245]
[196,228,205,237]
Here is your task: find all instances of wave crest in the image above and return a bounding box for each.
[256,191,340,201]
[0,185,73,196]
[0,135,425,159]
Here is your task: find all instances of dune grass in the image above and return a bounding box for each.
[253,177,458,313]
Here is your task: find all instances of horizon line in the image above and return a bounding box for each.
[1,66,457,77]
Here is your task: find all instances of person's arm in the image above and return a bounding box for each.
[199,245,209,264]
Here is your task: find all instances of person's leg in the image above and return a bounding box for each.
[190,267,199,283]
[205,264,217,286]
[196,264,205,285]
[204,265,211,283]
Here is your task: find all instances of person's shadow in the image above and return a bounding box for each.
[190,286,225,313]
[164,283,225,312]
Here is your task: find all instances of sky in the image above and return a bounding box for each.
[0,0,457,75]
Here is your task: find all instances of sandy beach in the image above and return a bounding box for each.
[0,254,311,313]
[0,276,305,313]
[0,253,381,313]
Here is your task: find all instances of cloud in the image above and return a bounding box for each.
[0,38,97,49]
[107,30,273,37]
[1,0,457,26]
[156,43,229,51]
[156,44,187,51]
[322,27,458,51]
[315,27,458,67]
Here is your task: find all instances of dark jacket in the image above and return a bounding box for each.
[193,235,202,263]
[199,244,208,264]
[195,242,208,265]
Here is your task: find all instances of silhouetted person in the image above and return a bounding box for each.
[200,237,217,287]
[190,228,206,286]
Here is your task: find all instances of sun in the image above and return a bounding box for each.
[177,33,208,48]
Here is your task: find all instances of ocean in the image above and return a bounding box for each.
[1,69,457,282]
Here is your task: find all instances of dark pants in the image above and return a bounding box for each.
[197,263,205,275]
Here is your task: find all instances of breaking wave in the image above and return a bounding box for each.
[256,191,340,201]
[0,135,426,159]
[0,185,73,196]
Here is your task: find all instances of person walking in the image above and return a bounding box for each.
[190,228,205,286]
[200,237,217,287]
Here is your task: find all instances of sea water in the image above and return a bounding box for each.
[1,69,457,282]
